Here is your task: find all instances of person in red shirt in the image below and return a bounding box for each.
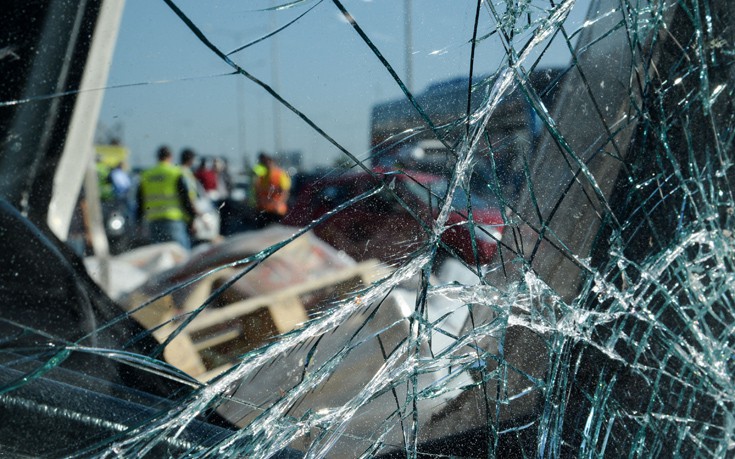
[194,157,219,195]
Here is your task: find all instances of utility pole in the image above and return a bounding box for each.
[237,72,246,165]
[270,4,283,156]
[235,36,246,166]
[222,28,265,169]
[405,0,413,93]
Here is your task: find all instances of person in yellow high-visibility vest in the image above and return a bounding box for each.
[137,146,197,250]
[253,153,291,227]
[96,161,115,203]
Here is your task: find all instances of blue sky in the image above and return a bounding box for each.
[98,0,591,170]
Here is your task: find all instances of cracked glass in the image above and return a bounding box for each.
[0,0,733,457]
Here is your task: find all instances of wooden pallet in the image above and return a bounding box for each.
[125,260,391,381]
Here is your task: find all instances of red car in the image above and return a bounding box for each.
[282,170,504,267]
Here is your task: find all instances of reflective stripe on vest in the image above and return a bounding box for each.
[140,163,186,221]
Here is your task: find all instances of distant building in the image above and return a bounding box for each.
[370,69,562,166]
[369,69,566,193]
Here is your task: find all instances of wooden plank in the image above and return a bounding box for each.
[186,260,388,333]
[123,293,176,330]
[192,328,242,352]
[188,299,269,333]
[182,267,239,312]
[153,324,207,377]
[358,260,393,284]
[269,296,308,334]
[143,259,393,378]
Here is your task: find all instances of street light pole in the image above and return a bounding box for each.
[222,28,266,169]
[405,0,413,93]
[271,4,283,156]
[231,33,246,166]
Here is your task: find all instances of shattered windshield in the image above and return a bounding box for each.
[0,0,733,457]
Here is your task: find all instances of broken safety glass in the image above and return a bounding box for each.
[0,0,733,457]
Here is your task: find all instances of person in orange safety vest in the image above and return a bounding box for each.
[253,153,291,227]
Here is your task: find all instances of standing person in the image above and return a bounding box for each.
[180,147,202,242]
[194,157,219,199]
[105,161,135,253]
[253,153,291,227]
[180,148,199,194]
[137,146,197,250]
[109,162,132,199]
[214,156,232,202]
[96,159,115,204]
